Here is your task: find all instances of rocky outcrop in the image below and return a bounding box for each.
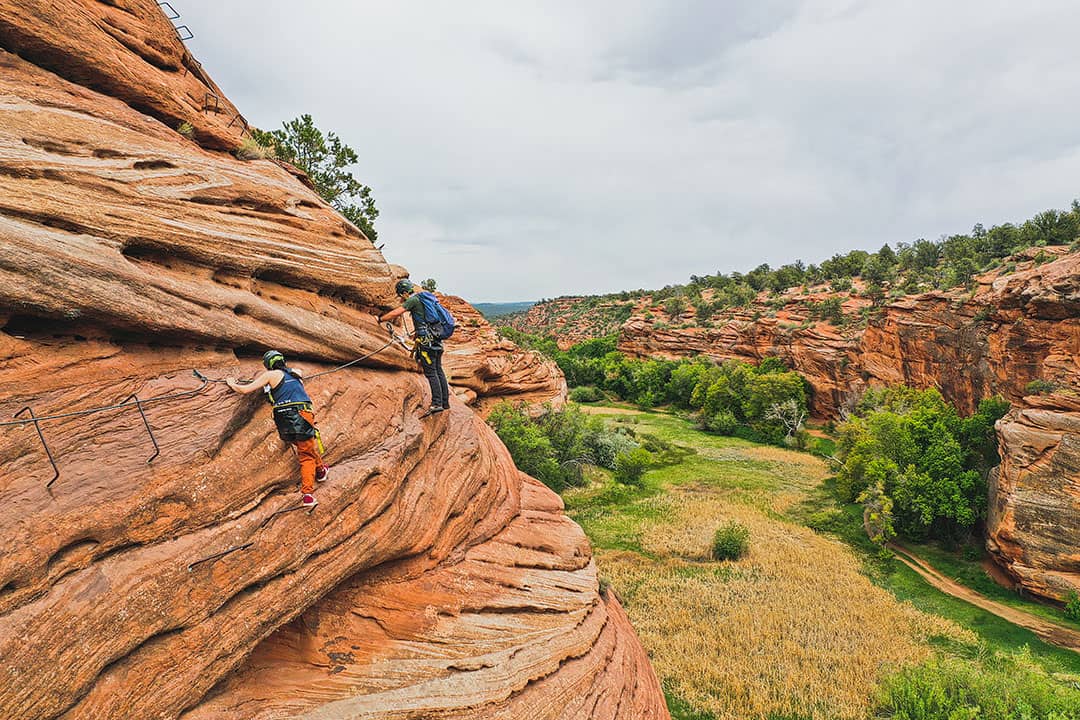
[618,290,868,418]
[0,3,665,719]
[182,478,662,720]
[439,294,567,414]
[505,295,639,350]
[860,249,1079,415]
[987,394,1080,600]
[0,0,248,151]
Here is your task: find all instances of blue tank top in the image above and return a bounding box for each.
[268,369,311,407]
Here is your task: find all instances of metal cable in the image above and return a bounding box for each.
[0,375,212,428]
[0,324,407,428]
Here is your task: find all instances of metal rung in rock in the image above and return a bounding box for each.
[13,406,60,488]
[157,1,180,20]
[203,92,221,114]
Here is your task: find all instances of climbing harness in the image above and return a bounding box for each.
[2,323,406,486]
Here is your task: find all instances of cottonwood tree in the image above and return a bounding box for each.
[256,115,380,241]
[858,478,896,548]
[764,398,806,437]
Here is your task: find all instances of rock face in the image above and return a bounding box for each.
[859,249,1079,416]
[438,293,567,415]
[617,288,870,418]
[0,3,666,719]
[987,394,1080,601]
[614,251,1078,422]
[505,295,637,350]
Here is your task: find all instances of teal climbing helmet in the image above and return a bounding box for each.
[395,279,414,296]
[262,350,285,370]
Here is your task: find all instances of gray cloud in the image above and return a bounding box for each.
[176,0,1080,301]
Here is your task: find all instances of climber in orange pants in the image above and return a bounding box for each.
[226,350,328,509]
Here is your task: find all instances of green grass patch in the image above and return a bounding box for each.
[789,478,1080,677]
[664,687,720,720]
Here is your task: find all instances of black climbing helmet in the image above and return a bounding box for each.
[395,279,414,297]
[262,350,285,370]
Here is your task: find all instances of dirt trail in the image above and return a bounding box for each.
[889,543,1080,653]
[578,405,648,415]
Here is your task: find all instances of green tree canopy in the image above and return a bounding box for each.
[263,114,380,241]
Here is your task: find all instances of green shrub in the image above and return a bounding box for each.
[711,521,750,561]
[586,428,638,469]
[1065,591,1080,622]
[613,447,653,486]
[806,508,844,533]
[878,651,1080,720]
[1026,379,1057,395]
[487,402,563,490]
[235,137,275,160]
[569,385,602,403]
[704,409,739,435]
[177,121,195,139]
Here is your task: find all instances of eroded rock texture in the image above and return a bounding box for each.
[0,2,664,718]
[439,294,567,415]
[987,395,1080,600]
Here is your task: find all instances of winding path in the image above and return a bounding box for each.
[889,543,1080,653]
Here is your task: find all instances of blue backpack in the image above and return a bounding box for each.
[416,291,456,340]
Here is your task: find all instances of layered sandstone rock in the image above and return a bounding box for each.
[860,250,1079,415]
[987,394,1080,600]
[439,294,567,414]
[0,3,664,718]
[618,290,867,418]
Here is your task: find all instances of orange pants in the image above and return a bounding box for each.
[293,410,323,494]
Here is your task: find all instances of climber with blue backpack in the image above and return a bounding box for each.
[379,279,456,416]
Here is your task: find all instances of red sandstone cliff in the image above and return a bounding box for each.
[614,249,1077,420]
[0,2,666,718]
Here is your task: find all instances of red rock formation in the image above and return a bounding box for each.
[0,3,666,718]
[438,294,567,414]
[987,394,1080,600]
[506,295,640,350]
[0,0,248,151]
[618,289,868,418]
[860,250,1079,415]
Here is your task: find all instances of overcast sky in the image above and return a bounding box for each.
[176,1,1080,302]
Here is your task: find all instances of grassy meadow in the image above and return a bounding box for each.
[566,406,1080,720]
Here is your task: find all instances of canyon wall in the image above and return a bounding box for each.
[522,252,1079,600]
[0,2,666,718]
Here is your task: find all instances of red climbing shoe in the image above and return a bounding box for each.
[315,465,329,483]
[301,494,318,509]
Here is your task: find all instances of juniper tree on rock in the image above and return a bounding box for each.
[261,114,380,241]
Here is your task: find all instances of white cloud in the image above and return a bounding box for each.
[177,1,1080,300]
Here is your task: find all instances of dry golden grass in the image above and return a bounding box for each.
[598,484,975,720]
